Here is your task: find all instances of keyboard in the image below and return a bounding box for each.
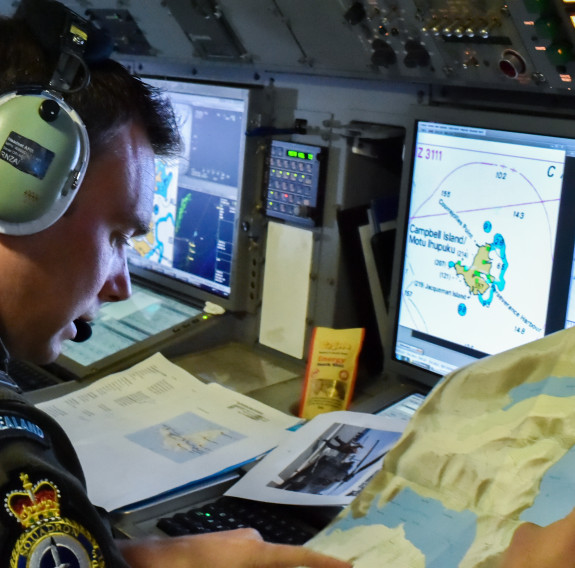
[112,473,340,545]
[156,496,319,545]
[8,359,65,392]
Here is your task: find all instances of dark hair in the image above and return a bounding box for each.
[0,15,181,157]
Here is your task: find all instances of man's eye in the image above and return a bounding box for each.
[112,233,134,249]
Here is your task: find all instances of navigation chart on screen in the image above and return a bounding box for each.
[132,157,178,268]
[399,126,565,356]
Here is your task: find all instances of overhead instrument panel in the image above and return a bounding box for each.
[345,0,575,92]
[27,0,575,96]
[164,0,575,94]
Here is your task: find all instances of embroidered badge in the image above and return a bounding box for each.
[0,414,47,444]
[5,473,105,568]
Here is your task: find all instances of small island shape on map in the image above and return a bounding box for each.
[449,233,508,306]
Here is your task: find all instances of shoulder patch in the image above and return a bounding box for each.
[0,414,47,447]
[5,472,106,567]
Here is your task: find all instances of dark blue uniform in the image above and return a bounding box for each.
[0,344,128,568]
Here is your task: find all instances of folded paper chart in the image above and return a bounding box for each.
[307,326,575,567]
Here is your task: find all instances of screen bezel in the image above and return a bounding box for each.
[385,104,575,389]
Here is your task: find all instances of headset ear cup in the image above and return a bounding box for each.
[0,90,89,235]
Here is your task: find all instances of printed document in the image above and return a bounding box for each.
[227,411,405,506]
[36,353,300,511]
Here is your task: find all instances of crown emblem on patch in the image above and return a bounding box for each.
[5,473,61,528]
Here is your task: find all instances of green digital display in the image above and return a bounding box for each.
[287,149,314,160]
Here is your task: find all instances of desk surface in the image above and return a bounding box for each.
[173,341,416,416]
[26,341,416,416]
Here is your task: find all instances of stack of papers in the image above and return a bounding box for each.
[37,353,300,511]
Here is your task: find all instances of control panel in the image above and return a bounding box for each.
[264,141,326,228]
[352,0,575,93]
[68,0,575,98]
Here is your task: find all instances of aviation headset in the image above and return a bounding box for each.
[0,0,111,235]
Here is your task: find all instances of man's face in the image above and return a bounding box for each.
[0,121,155,363]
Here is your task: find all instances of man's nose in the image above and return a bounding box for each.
[99,251,132,303]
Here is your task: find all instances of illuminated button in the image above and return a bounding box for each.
[547,41,573,64]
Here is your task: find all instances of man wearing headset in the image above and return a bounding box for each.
[0,2,569,568]
[0,2,353,567]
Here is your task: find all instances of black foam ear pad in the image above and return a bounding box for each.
[0,89,89,235]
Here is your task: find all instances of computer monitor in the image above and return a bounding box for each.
[386,104,575,390]
[127,78,263,313]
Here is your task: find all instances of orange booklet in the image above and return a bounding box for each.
[299,327,365,420]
